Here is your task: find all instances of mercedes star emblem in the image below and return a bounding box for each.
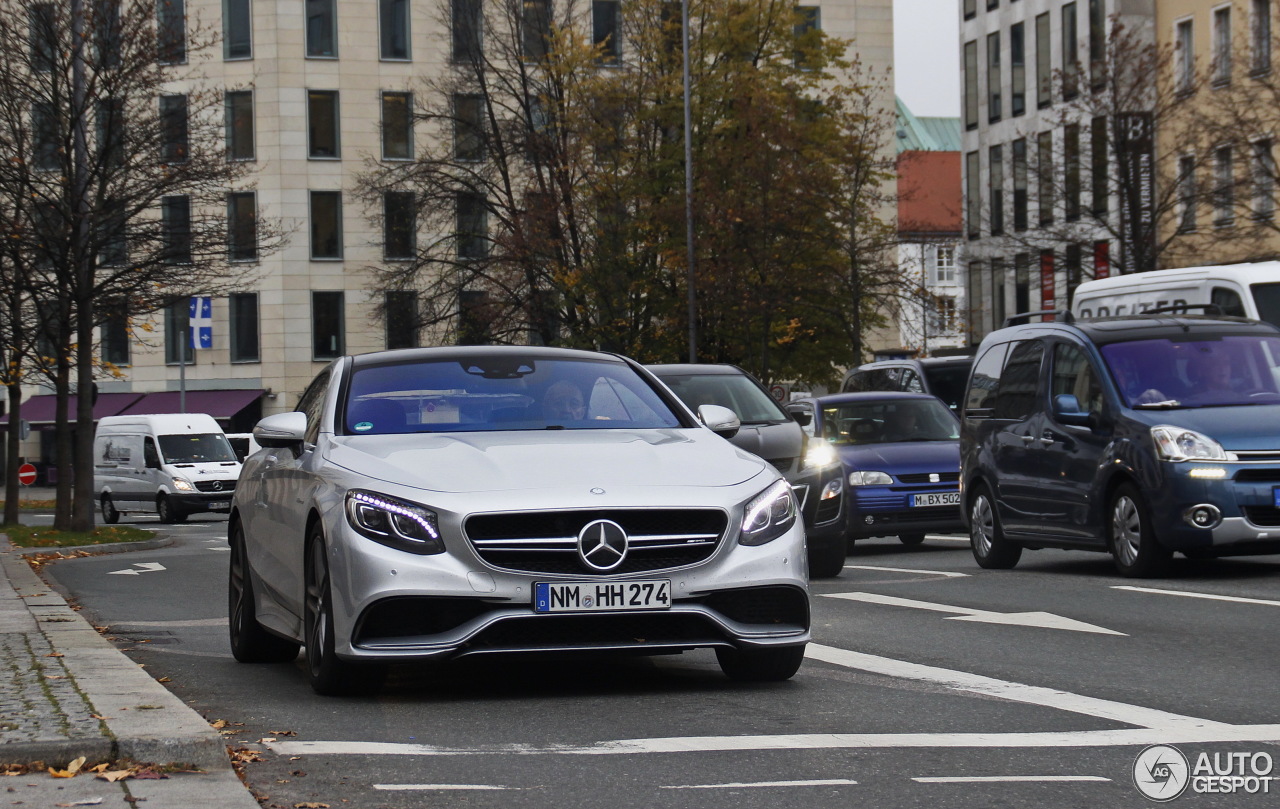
[577,519,628,572]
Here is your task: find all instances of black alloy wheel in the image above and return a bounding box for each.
[304,527,385,696]
[228,521,300,664]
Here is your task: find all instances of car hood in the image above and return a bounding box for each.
[835,440,959,473]
[325,428,767,493]
[1126,405,1280,451]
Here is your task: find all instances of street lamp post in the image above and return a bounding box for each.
[682,0,696,362]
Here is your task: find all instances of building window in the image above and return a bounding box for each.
[306,0,336,57]
[1253,138,1276,219]
[1088,0,1105,90]
[1064,123,1080,220]
[165,299,194,365]
[990,260,1006,329]
[161,196,191,264]
[523,0,551,61]
[987,32,1001,123]
[458,290,490,345]
[228,192,257,262]
[310,191,343,259]
[30,4,56,73]
[452,0,482,62]
[989,144,1004,235]
[97,98,125,169]
[935,245,956,284]
[1014,253,1030,314]
[384,191,416,259]
[102,303,130,366]
[1011,22,1025,116]
[964,40,978,130]
[160,94,188,163]
[224,0,251,59]
[966,150,980,239]
[385,291,419,349]
[308,90,340,158]
[229,292,259,362]
[380,0,410,59]
[1062,3,1079,99]
[33,102,59,171]
[1035,12,1051,108]
[225,90,254,160]
[157,0,186,64]
[1065,244,1082,303]
[1253,0,1272,75]
[1090,116,1107,216]
[936,296,957,332]
[1214,6,1232,85]
[967,261,984,343]
[793,5,819,69]
[99,209,128,268]
[457,192,488,259]
[1178,153,1198,231]
[1038,130,1054,226]
[381,92,413,160]
[1012,137,1028,231]
[454,94,485,161]
[1176,19,1194,92]
[594,0,621,64]
[964,0,975,21]
[1215,145,1235,225]
[312,291,344,360]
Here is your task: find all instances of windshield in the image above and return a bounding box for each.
[820,399,959,445]
[157,433,238,464]
[922,363,972,410]
[345,356,683,433]
[1100,334,1280,408]
[654,372,789,424]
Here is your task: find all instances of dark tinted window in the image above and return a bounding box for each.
[1251,282,1280,328]
[993,340,1044,419]
[843,368,898,392]
[923,363,973,410]
[965,344,1010,414]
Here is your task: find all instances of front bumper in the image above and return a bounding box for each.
[1147,461,1280,555]
[846,485,965,539]
[169,492,234,515]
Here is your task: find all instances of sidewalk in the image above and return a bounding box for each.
[0,525,260,807]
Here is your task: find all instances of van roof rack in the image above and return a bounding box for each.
[1002,310,1075,328]
[1140,303,1225,317]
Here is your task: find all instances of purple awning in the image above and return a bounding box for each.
[0,392,145,424]
[116,389,265,419]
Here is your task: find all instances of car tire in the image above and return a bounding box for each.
[304,528,386,696]
[229,522,300,664]
[100,495,120,525]
[969,484,1022,569]
[808,539,846,579]
[156,495,187,524]
[898,533,926,546]
[716,644,805,682]
[1108,483,1171,578]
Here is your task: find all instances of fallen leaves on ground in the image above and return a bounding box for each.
[294,803,329,808]
[48,756,86,778]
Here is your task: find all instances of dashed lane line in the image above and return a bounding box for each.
[1112,585,1280,608]
[913,776,1111,784]
[659,780,859,789]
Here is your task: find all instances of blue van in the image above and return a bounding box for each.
[960,311,1280,577]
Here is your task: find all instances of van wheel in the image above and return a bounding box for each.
[969,484,1022,569]
[156,495,187,524]
[304,528,385,696]
[100,495,120,525]
[899,533,926,546]
[229,521,300,664]
[1108,483,1171,578]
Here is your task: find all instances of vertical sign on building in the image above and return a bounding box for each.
[1039,250,1055,321]
[190,296,213,350]
[1094,240,1110,280]
[1118,112,1155,273]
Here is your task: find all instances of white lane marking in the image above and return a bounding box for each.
[660,779,858,789]
[374,784,517,791]
[206,547,231,552]
[1112,585,1280,608]
[843,565,969,578]
[111,618,227,627]
[107,562,167,576]
[805,644,1218,730]
[823,592,1125,635]
[913,775,1111,783]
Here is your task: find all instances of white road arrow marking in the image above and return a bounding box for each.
[107,562,167,576]
[823,592,1126,635]
[843,565,969,578]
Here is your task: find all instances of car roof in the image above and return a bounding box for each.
[858,355,972,369]
[644,363,749,376]
[800,391,940,405]
[986,313,1280,348]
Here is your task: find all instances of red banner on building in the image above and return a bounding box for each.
[1040,250,1055,320]
[1094,241,1110,280]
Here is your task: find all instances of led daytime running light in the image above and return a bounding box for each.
[350,491,439,540]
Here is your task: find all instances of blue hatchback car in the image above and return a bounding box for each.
[786,393,965,547]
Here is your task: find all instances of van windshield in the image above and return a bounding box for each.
[1100,334,1280,408]
[158,433,238,464]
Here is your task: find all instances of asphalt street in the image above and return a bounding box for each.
[33,511,1280,809]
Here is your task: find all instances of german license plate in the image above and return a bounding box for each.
[208,501,231,512]
[1273,487,1280,508]
[534,580,671,613]
[911,492,960,507]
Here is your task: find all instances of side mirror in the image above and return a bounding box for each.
[254,411,308,449]
[785,407,812,427]
[1052,393,1093,427]
[697,404,741,439]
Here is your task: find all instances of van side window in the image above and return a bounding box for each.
[1211,287,1246,318]
[842,371,866,393]
[143,437,160,468]
[993,340,1044,420]
[964,343,1011,415]
[1051,343,1103,414]
[899,369,924,392]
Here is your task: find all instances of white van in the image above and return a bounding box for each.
[1072,262,1280,327]
[94,413,241,524]
[224,432,262,463]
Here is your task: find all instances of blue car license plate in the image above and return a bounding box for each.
[1273,487,1280,508]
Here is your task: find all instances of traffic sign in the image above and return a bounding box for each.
[768,384,787,402]
[17,463,37,486]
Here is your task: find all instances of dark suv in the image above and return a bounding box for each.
[841,356,973,411]
[961,311,1280,577]
[647,364,847,577]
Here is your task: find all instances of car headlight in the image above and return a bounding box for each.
[739,479,798,546]
[171,477,195,492]
[1151,426,1228,462]
[848,470,893,486]
[802,440,838,470]
[345,490,444,555]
